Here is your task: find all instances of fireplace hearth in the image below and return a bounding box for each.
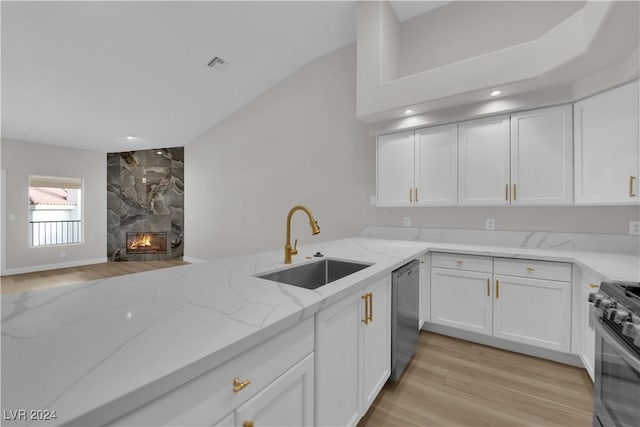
[126,232,168,254]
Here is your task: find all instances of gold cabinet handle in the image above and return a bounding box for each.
[233,377,251,393]
[630,176,637,197]
[505,184,509,201]
[495,280,500,299]
[589,283,599,288]
[361,294,369,324]
[409,188,413,203]
[513,184,517,201]
[368,292,373,322]
[486,278,490,297]
[525,267,535,272]
[243,422,254,427]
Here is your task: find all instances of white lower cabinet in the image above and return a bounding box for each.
[431,267,492,335]
[107,317,314,427]
[418,255,430,327]
[316,277,391,427]
[493,275,571,352]
[430,253,572,352]
[574,267,603,381]
[234,354,314,427]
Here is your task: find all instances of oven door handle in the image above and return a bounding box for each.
[595,320,640,372]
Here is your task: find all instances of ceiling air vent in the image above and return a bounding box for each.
[207,56,229,70]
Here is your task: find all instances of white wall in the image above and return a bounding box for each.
[185,45,377,260]
[185,44,639,262]
[0,138,106,274]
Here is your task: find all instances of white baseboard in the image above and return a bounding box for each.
[422,322,583,368]
[3,257,108,276]
[182,256,207,264]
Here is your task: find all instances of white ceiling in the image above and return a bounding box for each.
[2,1,448,153]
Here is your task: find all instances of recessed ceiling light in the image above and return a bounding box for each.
[126,135,136,140]
[157,151,163,155]
[490,90,502,97]
[404,109,414,115]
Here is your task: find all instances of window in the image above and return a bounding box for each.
[28,175,83,247]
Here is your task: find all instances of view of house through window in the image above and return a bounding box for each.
[28,175,83,247]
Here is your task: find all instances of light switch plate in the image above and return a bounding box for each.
[403,217,411,227]
[9,214,15,221]
[630,221,640,235]
[486,218,495,230]
[370,195,376,206]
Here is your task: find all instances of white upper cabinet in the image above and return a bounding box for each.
[376,131,415,206]
[510,105,573,205]
[574,79,640,205]
[414,124,458,206]
[458,115,511,206]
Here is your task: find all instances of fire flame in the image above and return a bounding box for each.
[129,234,153,250]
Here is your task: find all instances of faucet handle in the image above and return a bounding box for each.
[291,238,298,255]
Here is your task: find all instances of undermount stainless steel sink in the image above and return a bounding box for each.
[256,259,372,290]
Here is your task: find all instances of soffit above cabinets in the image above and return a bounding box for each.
[357,1,640,128]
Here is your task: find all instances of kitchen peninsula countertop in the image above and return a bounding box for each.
[2,237,638,425]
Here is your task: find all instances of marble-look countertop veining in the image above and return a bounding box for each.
[1,238,430,426]
[2,236,638,426]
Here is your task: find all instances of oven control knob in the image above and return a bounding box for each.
[594,297,612,309]
[606,309,618,321]
[622,322,640,338]
[588,293,602,304]
[614,310,630,324]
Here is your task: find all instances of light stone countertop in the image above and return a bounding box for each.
[1,238,430,426]
[1,237,638,426]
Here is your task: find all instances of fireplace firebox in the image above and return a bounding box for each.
[126,232,168,254]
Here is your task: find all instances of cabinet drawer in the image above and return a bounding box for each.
[108,317,314,426]
[431,253,492,273]
[494,258,571,282]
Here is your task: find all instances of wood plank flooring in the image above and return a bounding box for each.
[1,260,189,294]
[359,331,594,427]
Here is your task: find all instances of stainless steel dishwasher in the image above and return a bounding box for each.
[390,259,420,381]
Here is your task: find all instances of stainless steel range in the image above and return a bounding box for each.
[590,281,640,427]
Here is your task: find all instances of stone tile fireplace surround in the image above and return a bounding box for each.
[107,148,184,261]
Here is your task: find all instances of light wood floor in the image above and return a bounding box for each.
[0,260,189,294]
[360,331,594,427]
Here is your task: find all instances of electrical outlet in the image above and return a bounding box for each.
[630,221,640,235]
[403,217,411,227]
[59,250,66,257]
[369,195,376,206]
[9,214,15,221]
[486,218,495,230]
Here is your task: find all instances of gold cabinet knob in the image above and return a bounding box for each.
[243,421,254,427]
[589,283,599,288]
[233,377,251,393]
[455,260,463,265]
[525,267,535,272]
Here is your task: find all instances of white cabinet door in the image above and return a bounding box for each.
[361,278,391,413]
[510,105,573,205]
[431,267,493,335]
[493,275,571,352]
[235,353,314,427]
[377,131,415,206]
[316,293,361,427]
[574,79,639,205]
[419,255,430,328]
[458,115,511,206]
[414,124,458,206]
[575,269,601,381]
